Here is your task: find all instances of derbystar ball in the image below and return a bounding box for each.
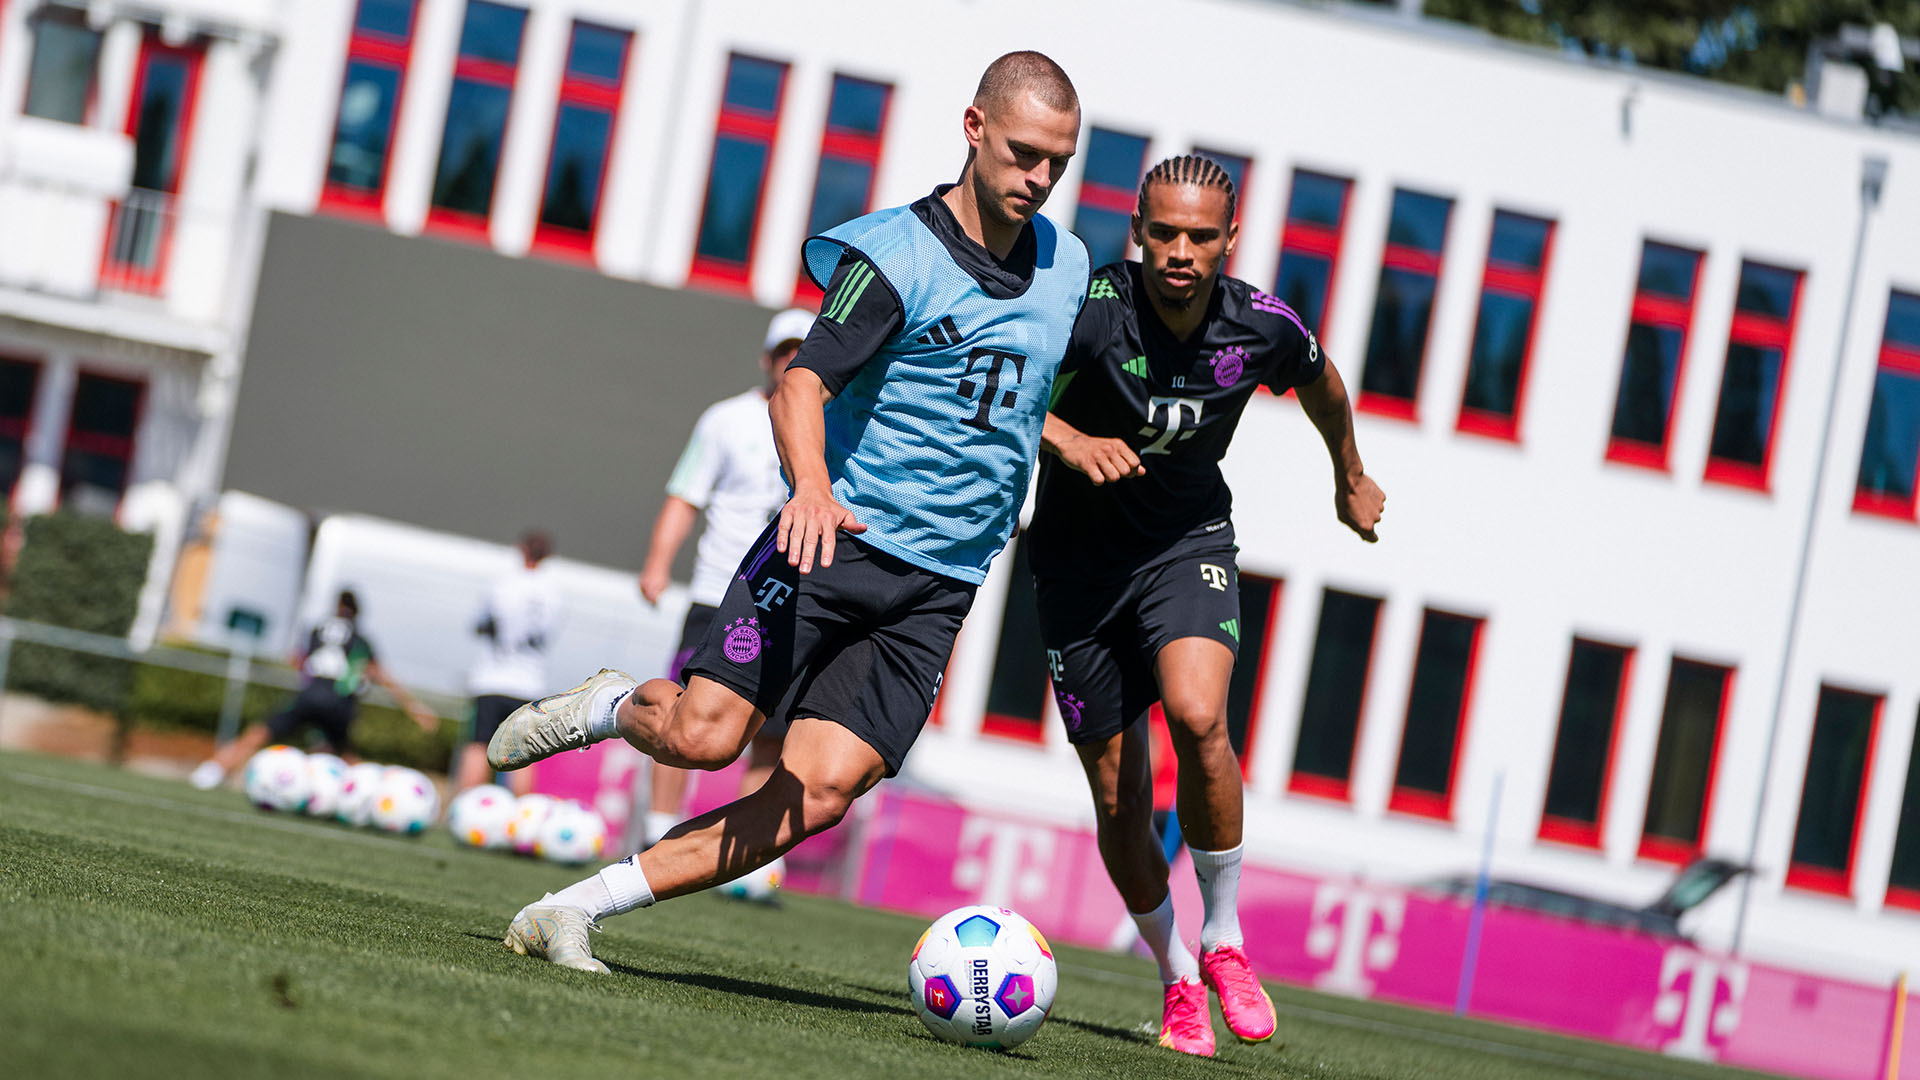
[243,745,311,813]
[908,905,1057,1050]
[369,766,438,834]
[446,783,517,849]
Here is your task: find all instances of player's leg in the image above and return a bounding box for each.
[505,717,883,971]
[643,605,720,844]
[1143,553,1276,1044]
[191,699,296,788]
[456,696,515,792]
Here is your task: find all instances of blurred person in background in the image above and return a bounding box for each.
[456,530,562,794]
[190,590,438,789]
[633,308,813,895]
[1030,155,1383,1056]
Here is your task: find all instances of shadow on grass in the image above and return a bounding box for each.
[604,959,914,1016]
[1049,1014,1156,1045]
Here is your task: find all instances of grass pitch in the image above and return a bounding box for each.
[0,750,1778,1079]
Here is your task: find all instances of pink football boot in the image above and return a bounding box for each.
[1200,944,1278,1043]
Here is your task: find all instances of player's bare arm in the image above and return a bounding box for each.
[368,660,439,729]
[638,495,699,604]
[1041,412,1144,485]
[769,366,864,573]
[1294,361,1385,542]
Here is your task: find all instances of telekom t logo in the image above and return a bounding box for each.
[1139,397,1205,454]
[958,348,1028,432]
[1304,883,1406,996]
[1654,948,1747,1060]
[952,817,1055,907]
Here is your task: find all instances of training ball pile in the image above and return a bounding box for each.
[371,766,439,834]
[909,905,1057,1050]
[447,783,517,849]
[244,745,311,812]
[534,800,608,864]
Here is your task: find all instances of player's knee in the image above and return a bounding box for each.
[1163,696,1229,746]
[799,775,862,835]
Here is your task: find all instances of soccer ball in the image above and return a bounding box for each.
[508,793,556,855]
[719,856,784,904]
[243,745,310,812]
[909,905,1057,1050]
[304,753,349,819]
[370,766,439,834]
[447,784,517,849]
[336,761,388,827]
[535,801,608,864]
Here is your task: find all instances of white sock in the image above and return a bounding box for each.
[1130,893,1199,984]
[546,854,655,921]
[586,683,634,742]
[645,810,681,846]
[1190,844,1245,950]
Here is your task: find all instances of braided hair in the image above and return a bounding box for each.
[1135,154,1237,223]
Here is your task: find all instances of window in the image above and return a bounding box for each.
[60,372,143,517]
[1608,242,1704,469]
[22,6,101,124]
[981,537,1047,743]
[530,21,632,257]
[1072,127,1149,270]
[795,74,892,302]
[1192,146,1250,272]
[1224,572,1283,776]
[1855,291,1920,519]
[321,0,419,215]
[1705,262,1804,490]
[1885,704,1920,910]
[1639,658,1733,863]
[1457,211,1555,440]
[427,1,527,237]
[1539,639,1634,847]
[101,35,204,295]
[1274,170,1352,346]
[1358,189,1453,419]
[1786,687,1881,896]
[1388,610,1484,820]
[687,54,789,289]
[1290,588,1383,800]
[0,358,40,502]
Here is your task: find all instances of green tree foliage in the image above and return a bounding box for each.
[1424,0,1920,117]
[6,513,154,717]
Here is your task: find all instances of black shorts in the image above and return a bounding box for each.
[471,694,526,745]
[1035,541,1241,746]
[669,604,718,683]
[266,685,357,754]
[682,524,975,776]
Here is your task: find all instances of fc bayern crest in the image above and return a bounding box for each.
[1211,346,1247,388]
[722,618,764,664]
[1054,689,1086,731]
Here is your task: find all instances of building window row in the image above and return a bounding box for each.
[0,356,145,516]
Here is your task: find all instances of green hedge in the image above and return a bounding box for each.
[6,512,153,714]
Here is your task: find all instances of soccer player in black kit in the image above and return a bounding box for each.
[1029,155,1385,1057]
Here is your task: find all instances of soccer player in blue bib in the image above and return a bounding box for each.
[486,52,1089,973]
[1030,156,1385,1056]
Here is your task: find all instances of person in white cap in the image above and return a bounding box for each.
[630,307,814,898]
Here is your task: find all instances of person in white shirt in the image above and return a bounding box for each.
[634,309,811,889]
[458,530,562,794]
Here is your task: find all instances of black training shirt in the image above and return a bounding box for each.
[791,185,1042,394]
[1026,261,1327,580]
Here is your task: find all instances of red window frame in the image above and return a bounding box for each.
[317,0,420,220]
[1854,293,1920,521]
[1456,212,1556,441]
[0,352,42,511]
[1287,589,1384,803]
[1704,262,1805,492]
[1637,659,1735,865]
[425,5,526,242]
[529,21,632,262]
[1387,609,1485,821]
[59,369,147,521]
[687,53,790,293]
[1356,189,1452,422]
[1538,641,1636,849]
[1275,170,1352,358]
[794,74,892,306]
[1607,243,1704,471]
[100,33,204,296]
[1785,687,1883,898]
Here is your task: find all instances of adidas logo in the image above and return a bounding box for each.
[1122,356,1149,379]
[917,316,962,347]
[1089,278,1120,301]
[1219,619,1240,642]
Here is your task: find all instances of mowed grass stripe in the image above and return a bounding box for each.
[0,751,1777,1079]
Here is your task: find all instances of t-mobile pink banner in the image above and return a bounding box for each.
[774,782,1911,1080]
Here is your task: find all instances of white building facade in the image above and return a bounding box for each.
[3,0,1920,978]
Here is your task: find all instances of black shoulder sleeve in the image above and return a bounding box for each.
[1262,308,1327,393]
[791,250,903,396]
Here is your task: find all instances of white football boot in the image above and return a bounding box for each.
[486,668,636,771]
[504,898,610,974]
